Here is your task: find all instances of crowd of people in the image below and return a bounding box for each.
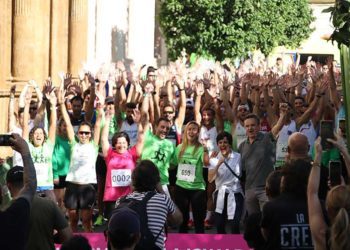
[0,53,350,250]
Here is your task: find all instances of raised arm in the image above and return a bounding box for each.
[100,109,110,158]
[135,91,150,156]
[22,90,32,141]
[8,85,17,132]
[29,80,43,107]
[46,85,57,142]
[194,81,204,125]
[328,134,350,178]
[296,79,326,129]
[307,137,327,250]
[93,91,104,144]
[57,88,75,143]
[84,73,96,123]
[271,104,288,139]
[10,134,37,203]
[174,77,186,131]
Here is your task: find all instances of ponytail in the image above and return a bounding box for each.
[330,208,350,250]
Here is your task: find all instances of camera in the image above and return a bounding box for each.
[0,134,12,146]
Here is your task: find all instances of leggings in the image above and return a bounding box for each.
[174,185,206,233]
[214,192,244,234]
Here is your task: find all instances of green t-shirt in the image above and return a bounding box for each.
[141,130,175,185]
[52,135,71,179]
[0,161,11,211]
[173,144,205,190]
[28,139,55,190]
[311,147,341,167]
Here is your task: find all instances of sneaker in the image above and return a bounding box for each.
[187,219,194,229]
[94,215,104,226]
[204,219,213,229]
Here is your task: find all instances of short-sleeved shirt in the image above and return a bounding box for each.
[52,135,71,179]
[238,132,276,190]
[173,144,205,190]
[141,131,175,185]
[28,140,55,191]
[209,151,243,193]
[66,140,99,184]
[104,146,138,201]
[0,197,30,250]
[115,191,176,249]
[27,195,68,250]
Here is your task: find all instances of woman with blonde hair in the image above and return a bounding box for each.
[308,135,350,250]
[173,121,209,233]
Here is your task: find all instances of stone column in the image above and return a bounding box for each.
[0,0,12,89]
[128,0,156,65]
[50,0,69,84]
[68,0,88,76]
[12,0,50,84]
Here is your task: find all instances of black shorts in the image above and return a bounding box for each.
[54,175,67,189]
[64,182,96,210]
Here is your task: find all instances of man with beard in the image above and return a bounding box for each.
[141,117,176,196]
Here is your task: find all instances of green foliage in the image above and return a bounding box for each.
[323,0,350,46]
[159,0,315,61]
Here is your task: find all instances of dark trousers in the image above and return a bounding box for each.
[174,185,206,233]
[214,192,244,234]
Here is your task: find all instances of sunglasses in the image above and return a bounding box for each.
[163,111,174,114]
[78,131,91,135]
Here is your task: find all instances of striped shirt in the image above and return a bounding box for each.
[115,191,175,249]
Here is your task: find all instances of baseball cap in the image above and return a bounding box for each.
[6,166,24,183]
[108,207,140,235]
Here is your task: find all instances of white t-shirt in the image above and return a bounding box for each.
[299,120,317,155]
[11,126,23,167]
[66,140,98,184]
[235,122,246,149]
[276,120,297,162]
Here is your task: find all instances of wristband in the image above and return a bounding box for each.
[178,88,185,91]
[143,93,150,97]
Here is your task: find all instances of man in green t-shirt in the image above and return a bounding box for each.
[141,118,175,194]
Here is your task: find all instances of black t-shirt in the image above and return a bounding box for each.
[0,197,30,250]
[261,193,313,250]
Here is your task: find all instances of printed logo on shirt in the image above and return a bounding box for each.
[280,213,313,249]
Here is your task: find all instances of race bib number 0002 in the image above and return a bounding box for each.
[111,169,132,187]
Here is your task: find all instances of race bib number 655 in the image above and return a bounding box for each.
[111,169,132,187]
[177,164,196,182]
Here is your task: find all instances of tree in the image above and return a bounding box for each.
[159,0,315,61]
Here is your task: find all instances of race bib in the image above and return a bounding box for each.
[177,164,196,182]
[276,141,288,161]
[35,163,48,183]
[111,169,132,187]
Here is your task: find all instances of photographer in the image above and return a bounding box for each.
[0,133,37,250]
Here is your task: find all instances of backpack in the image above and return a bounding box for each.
[114,191,163,250]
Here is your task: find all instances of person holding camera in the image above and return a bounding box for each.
[0,134,37,250]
